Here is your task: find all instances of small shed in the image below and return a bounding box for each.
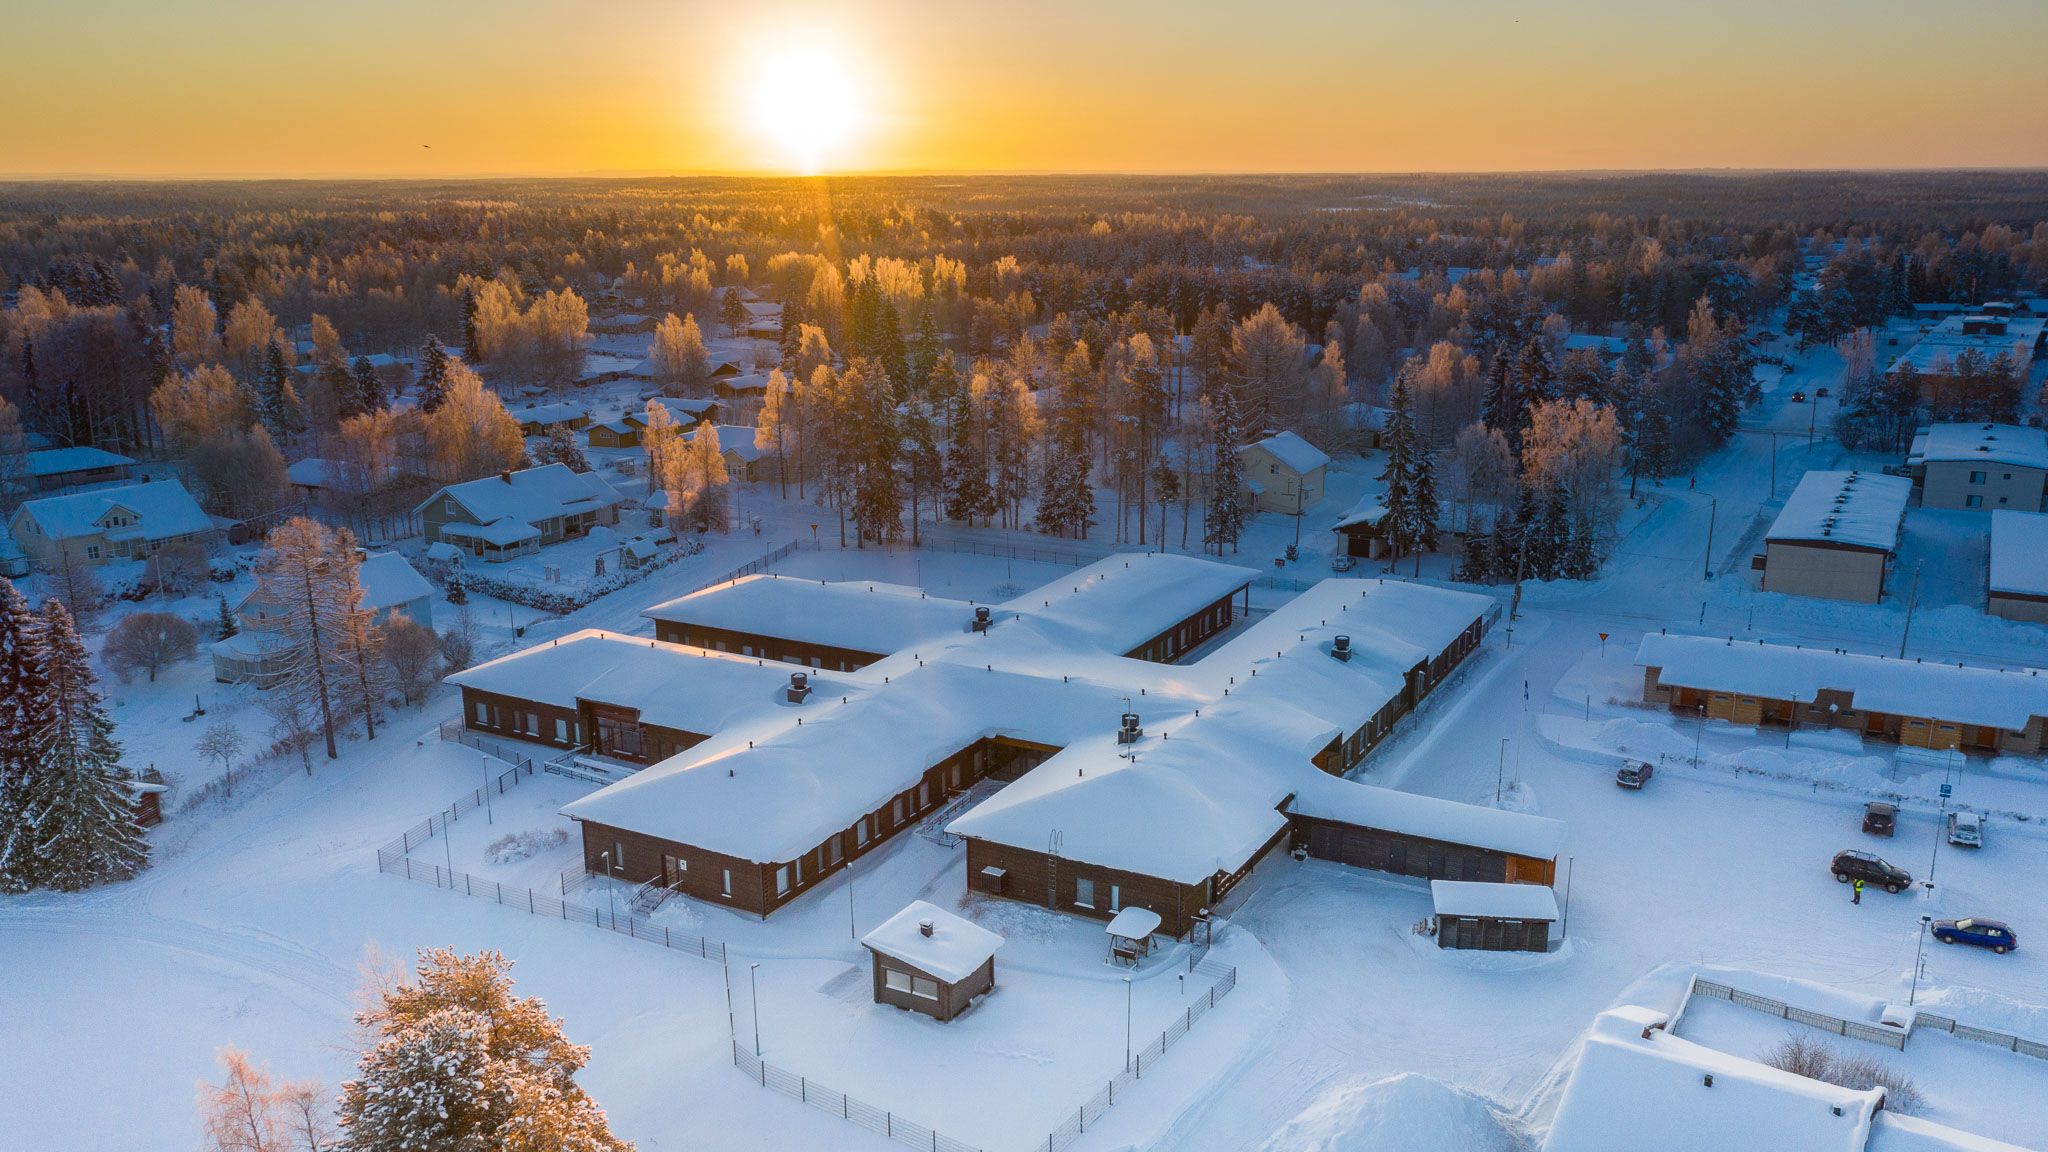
[1430,880,1557,952]
[861,900,1003,1022]
[126,776,169,828]
[1105,906,1162,966]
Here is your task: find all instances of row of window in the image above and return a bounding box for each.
[882,967,940,1000]
[471,700,579,746]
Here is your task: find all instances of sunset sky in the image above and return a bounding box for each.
[9,0,2047,176]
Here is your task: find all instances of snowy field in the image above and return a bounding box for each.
[7,330,2048,1151]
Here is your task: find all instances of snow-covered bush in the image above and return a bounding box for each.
[1758,1035,1922,1114]
[485,828,569,864]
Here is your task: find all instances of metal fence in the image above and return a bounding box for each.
[1687,978,1907,1050]
[731,1042,984,1152]
[374,745,727,965]
[1039,958,1239,1152]
[1912,1012,2048,1061]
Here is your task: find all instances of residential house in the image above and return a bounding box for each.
[8,480,216,567]
[513,402,594,437]
[1235,431,1330,515]
[211,552,435,686]
[17,446,134,493]
[416,464,622,562]
[1908,423,2048,512]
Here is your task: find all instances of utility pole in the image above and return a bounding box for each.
[1496,737,1509,805]
[1701,495,1719,581]
[1899,562,1923,659]
[750,963,762,1056]
[1910,915,1932,1006]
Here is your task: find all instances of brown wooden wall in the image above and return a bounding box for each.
[963,836,1210,938]
[1438,914,1551,952]
[868,951,994,1022]
[1291,812,1555,887]
[649,620,889,672]
[1123,588,1244,663]
[461,687,584,750]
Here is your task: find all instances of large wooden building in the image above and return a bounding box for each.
[1988,510,2048,624]
[1638,632,2048,754]
[1908,423,2048,513]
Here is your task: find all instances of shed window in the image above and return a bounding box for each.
[912,975,938,1000]
[1075,877,1096,909]
[775,866,790,895]
[884,967,914,993]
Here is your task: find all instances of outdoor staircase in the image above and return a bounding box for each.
[628,875,677,915]
[544,750,644,786]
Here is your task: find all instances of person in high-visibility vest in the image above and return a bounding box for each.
[1852,878,1864,905]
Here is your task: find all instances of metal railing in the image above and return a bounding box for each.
[1912,1012,2048,1061]
[731,1042,984,1152]
[1039,958,1239,1152]
[1686,978,1906,1050]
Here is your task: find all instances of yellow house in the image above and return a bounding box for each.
[7,480,217,567]
[1234,431,1331,515]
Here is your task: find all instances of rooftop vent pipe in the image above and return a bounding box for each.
[1332,635,1353,663]
[972,606,993,633]
[1118,713,1143,745]
[919,919,934,937]
[786,672,811,704]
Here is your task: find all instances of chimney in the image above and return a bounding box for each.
[500,470,513,484]
[1332,635,1352,663]
[786,671,811,703]
[971,605,993,633]
[918,919,934,937]
[1118,713,1142,745]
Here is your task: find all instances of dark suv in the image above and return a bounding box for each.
[1832,850,1911,892]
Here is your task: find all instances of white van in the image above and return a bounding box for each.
[1947,811,1984,848]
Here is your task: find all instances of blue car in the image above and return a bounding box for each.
[1933,918,2017,954]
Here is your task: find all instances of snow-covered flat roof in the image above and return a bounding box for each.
[1908,423,2048,471]
[1429,880,1558,920]
[1764,470,1910,551]
[996,552,1251,656]
[1237,430,1331,476]
[1638,633,2048,731]
[861,900,1003,984]
[1990,510,2048,597]
[450,630,831,739]
[643,574,976,656]
[1545,1005,1878,1152]
[1868,1111,2034,1152]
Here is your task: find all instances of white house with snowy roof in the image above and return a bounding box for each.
[212,551,433,687]
[448,554,1554,936]
[1235,430,1331,514]
[8,479,216,567]
[1758,470,1910,603]
[416,463,622,561]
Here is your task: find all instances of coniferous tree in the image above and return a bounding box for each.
[1376,371,1439,569]
[943,378,995,524]
[907,309,945,394]
[0,579,47,885]
[902,400,944,546]
[349,356,387,416]
[257,338,305,440]
[444,567,467,606]
[5,599,146,891]
[534,423,592,473]
[414,335,452,413]
[1035,344,1097,539]
[1203,386,1249,554]
[216,594,239,640]
[777,294,808,377]
[1533,489,1570,581]
[718,286,749,338]
[460,288,482,364]
[842,360,902,545]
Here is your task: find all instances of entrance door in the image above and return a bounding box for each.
[662,855,686,889]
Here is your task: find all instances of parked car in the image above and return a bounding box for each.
[1330,554,1356,572]
[1948,811,1984,847]
[1616,759,1654,789]
[1933,917,2016,954]
[1816,386,1831,398]
[1790,390,1808,402]
[1862,801,1898,837]
[1832,850,1912,892]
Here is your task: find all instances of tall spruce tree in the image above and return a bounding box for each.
[535,423,591,473]
[415,335,452,413]
[1376,373,1440,574]
[1035,345,1097,539]
[0,578,48,886]
[258,338,304,440]
[349,356,387,416]
[943,384,995,524]
[1203,386,1249,554]
[6,599,146,891]
[460,288,482,364]
[907,308,945,394]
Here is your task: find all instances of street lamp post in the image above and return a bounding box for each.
[1910,915,1932,1006]
[1123,976,1133,1072]
[750,963,762,1056]
[1899,562,1924,659]
[1928,747,1954,893]
[1702,495,1719,581]
[601,851,617,928]
[1496,738,1508,805]
[482,754,493,824]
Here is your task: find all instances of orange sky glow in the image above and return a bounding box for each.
[7,0,2046,177]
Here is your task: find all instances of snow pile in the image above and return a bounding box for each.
[485,828,568,865]
[1255,1072,1529,1152]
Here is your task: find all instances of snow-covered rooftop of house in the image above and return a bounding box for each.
[1908,423,2048,471]
[1237,430,1331,476]
[861,900,1002,984]
[642,574,976,657]
[419,463,622,525]
[1888,316,2045,376]
[687,424,763,462]
[1638,633,2048,731]
[717,373,771,394]
[23,446,131,477]
[286,458,347,490]
[1546,1005,1878,1152]
[358,552,432,611]
[1429,880,1558,920]
[14,480,211,541]
[995,552,1251,656]
[1989,510,2048,597]
[1764,470,1910,552]
[514,402,589,427]
[451,631,831,739]
[441,518,544,546]
[643,396,717,420]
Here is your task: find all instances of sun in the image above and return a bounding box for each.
[752,47,863,175]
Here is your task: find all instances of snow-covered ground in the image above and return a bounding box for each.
[6,324,2048,1151]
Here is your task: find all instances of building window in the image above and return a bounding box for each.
[775,865,790,895]
[2003,473,2014,480]
[912,975,939,1000]
[917,782,929,809]
[1970,471,1987,484]
[892,797,905,825]
[445,500,458,515]
[611,842,625,871]
[85,545,101,560]
[1109,884,1122,912]
[721,869,733,897]
[855,817,869,847]
[474,701,488,724]
[1966,495,1983,508]
[555,718,569,742]
[1075,877,1096,909]
[884,967,914,993]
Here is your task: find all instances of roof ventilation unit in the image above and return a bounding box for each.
[786,671,812,704]
[1332,634,1353,663]
[971,605,993,633]
[1117,713,1143,745]
[918,919,935,937]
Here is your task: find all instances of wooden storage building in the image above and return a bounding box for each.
[860,901,1001,1022]
[1756,471,1908,604]
[1431,880,1557,952]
